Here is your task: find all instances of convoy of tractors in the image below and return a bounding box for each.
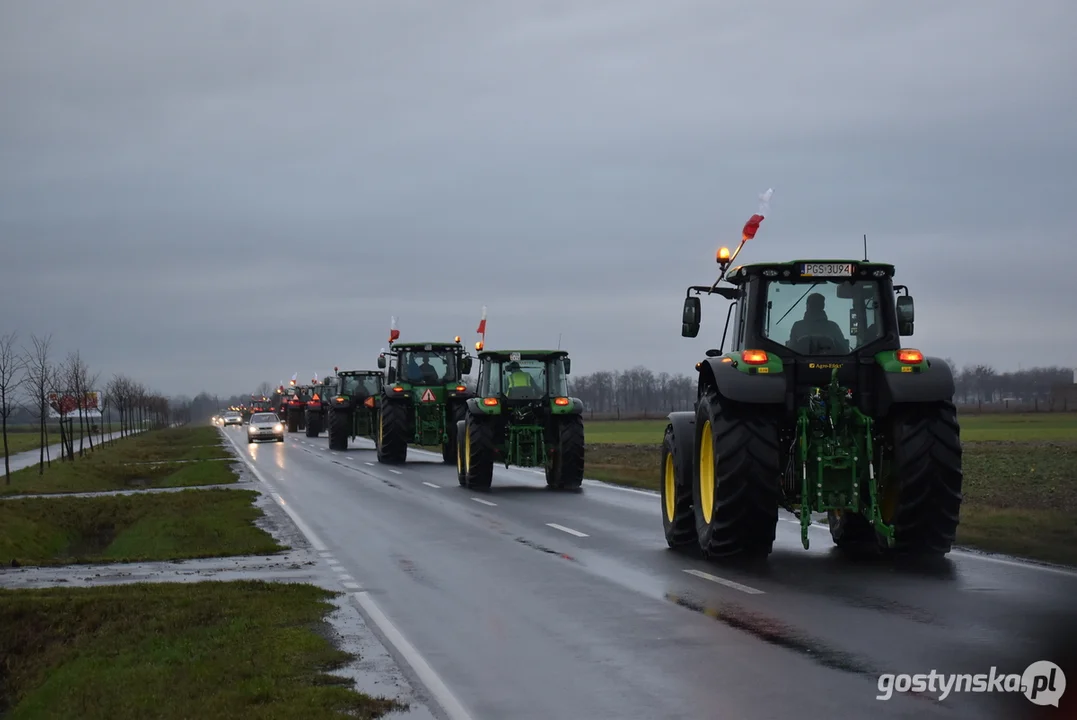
[233,212,964,562]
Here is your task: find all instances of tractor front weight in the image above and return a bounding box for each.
[795,368,894,549]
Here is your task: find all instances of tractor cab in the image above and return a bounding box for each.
[682,259,918,417]
[378,341,473,386]
[335,371,384,403]
[475,350,571,407]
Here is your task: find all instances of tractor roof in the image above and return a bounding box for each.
[337,369,384,376]
[389,341,463,350]
[478,349,569,360]
[723,259,897,285]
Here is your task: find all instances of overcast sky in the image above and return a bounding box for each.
[2,0,1075,398]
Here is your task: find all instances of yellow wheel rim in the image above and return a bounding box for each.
[465,428,471,473]
[457,433,463,473]
[699,420,715,525]
[379,413,384,444]
[663,453,676,521]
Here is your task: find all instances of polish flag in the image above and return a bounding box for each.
[742,188,773,241]
[476,306,487,335]
[389,316,400,342]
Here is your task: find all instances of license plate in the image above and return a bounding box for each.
[801,262,854,277]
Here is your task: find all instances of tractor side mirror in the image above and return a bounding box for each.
[387,367,396,383]
[461,356,473,375]
[377,355,386,369]
[562,357,571,375]
[896,296,914,336]
[682,296,701,338]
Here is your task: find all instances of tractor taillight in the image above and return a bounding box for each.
[553,397,569,406]
[741,349,768,365]
[455,385,466,392]
[897,349,923,364]
[482,397,498,406]
[393,386,404,392]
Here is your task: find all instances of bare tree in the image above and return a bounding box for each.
[255,381,273,398]
[21,334,54,473]
[0,331,26,484]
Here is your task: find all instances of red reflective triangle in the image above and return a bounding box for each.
[421,389,436,402]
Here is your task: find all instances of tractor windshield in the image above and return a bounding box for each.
[399,349,456,385]
[763,278,884,355]
[341,375,381,396]
[481,356,568,399]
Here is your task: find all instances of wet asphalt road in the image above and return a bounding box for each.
[219,425,1077,720]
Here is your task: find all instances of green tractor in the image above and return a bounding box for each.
[375,340,474,464]
[326,370,385,451]
[456,350,585,491]
[304,377,334,437]
[662,251,962,560]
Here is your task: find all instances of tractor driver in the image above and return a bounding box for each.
[504,361,540,396]
[414,353,441,384]
[788,293,850,354]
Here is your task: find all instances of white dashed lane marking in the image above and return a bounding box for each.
[471,497,497,507]
[546,523,589,538]
[683,568,765,595]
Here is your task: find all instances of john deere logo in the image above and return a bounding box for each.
[809,363,843,369]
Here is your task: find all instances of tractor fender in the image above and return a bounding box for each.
[666,411,696,489]
[560,397,585,416]
[880,355,956,406]
[466,397,501,415]
[698,357,785,405]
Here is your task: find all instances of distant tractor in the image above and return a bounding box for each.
[456,349,585,491]
[304,377,333,437]
[326,370,385,451]
[284,385,312,432]
[375,340,474,464]
[662,244,962,560]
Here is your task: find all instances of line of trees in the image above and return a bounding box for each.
[0,331,180,484]
[563,361,1075,418]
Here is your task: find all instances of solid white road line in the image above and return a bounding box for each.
[471,497,497,507]
[219,428,475,720]
[353,591,476,720]
[546,523,589,538]
[422,482,441,489]
[683,568,765,595]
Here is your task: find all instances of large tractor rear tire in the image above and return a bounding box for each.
[442,402,467,464]
[287,408,300,434]
[305,410,322,437]
[328,409,349,451]
[544,415,584,490]
[455,419,467,486]
[693,388,782,559]
[882,401,963,555]
[661,423,696,548]
[464,417,494,490]
[376,401,409,464]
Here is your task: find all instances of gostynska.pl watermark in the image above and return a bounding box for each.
[877,661,1066,706]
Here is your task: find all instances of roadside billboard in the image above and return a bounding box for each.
[47,391,103,419]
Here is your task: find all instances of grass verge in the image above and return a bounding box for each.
[0,581,403,719]
[583,417,1077,567]
[1,426,237,497]
[0,488,283,566]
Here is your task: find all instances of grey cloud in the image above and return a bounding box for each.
[2,0,1076,396]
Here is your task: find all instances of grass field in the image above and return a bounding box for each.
[0,488,284,566]
[0,581,402,719]
[2,422,125,456]
[582,412,1077,566]
[1,426,237,497]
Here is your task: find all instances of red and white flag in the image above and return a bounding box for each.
[389,316,400,342]
[476,306,487,336]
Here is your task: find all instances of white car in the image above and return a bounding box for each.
[248,412,285,443]
[222,411,243,426]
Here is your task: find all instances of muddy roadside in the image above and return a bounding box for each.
[0,439,440,720]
